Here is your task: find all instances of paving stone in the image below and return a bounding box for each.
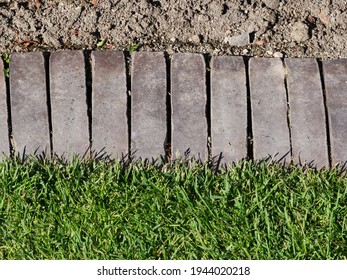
[92,51,127,159]
[0,61,8,156]
[131,52,166,159]
[50,51,89,158]
[286,58,329,168]
[323,59,347,165]
[211,56,247,164]
[10,52,50,156]
[171,53,207,160]
[249,58,290,161]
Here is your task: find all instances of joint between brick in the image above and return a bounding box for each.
[281,58,293,162]
[203,54,212,163]
[43,52,53,158]
[83,50,93,158]
[124,51,132,161]
[2,53,13,157]
[243,56,254,161]
[317,58,332,169]
[164,52,172,163]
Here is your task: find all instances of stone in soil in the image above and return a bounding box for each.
[291,22,310,42]
[224,32,250,47]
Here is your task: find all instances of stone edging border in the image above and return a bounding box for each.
[1,51,346,168]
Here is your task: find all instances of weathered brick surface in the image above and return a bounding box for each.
[323,59,347,165]
[92,51,128,158]
[171,53,207,160]
[286,58,328,168]
[0,61,8,156]
[50,51,89,157]
[131,52,167,159]
[249,58,290,161]
[211,56,247,164]
[10,52,50,156]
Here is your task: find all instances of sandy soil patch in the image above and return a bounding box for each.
[0,0,346,59]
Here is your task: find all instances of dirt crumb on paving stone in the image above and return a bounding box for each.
[0,0,346,59]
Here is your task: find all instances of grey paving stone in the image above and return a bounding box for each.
[249,58,290,162]
[131,52,166,159]
[286,58,328,168]
[10,52,50,156]
[0,61,8,156]
[211,56,247,164]
[171,53,207,160]
[92,51,127,159]
[50,51,89,158]
[323,59,347,165]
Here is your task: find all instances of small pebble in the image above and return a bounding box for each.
[273,51,284,58]
[224,32,250,46]
[191,35,201,44]
[291,22,310,42]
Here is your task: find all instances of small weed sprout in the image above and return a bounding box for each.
[2,52,10,78]
[128,41,139,54]
[96,38,107,48]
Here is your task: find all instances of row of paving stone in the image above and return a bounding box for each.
[0,51,346,167]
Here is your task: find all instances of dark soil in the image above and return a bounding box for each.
[0,0,346,59]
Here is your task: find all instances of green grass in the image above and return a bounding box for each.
[0,155,346,259]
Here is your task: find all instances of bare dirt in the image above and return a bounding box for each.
[0,0,346,59]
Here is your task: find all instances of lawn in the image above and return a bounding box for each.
[0,155,346,259]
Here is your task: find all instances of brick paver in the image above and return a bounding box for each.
[286,58,328,168]
[0,62,8,156]
[323,59,347,165]
[211,56,247,164]
[131,52,167,159]
[249,58,291,162]
[171,53,207,160]
[92,51,128,158]
[50,51,89,158]
[10,52,50,156]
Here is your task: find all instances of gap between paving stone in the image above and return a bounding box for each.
[203,54,212,162]
[317,58,332,168]
[124,51,132,160]
[43,52,54,158]
[0,58,10,156]
[281,58,293,162]
[243,56,254,161]
[84,50,93,158]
